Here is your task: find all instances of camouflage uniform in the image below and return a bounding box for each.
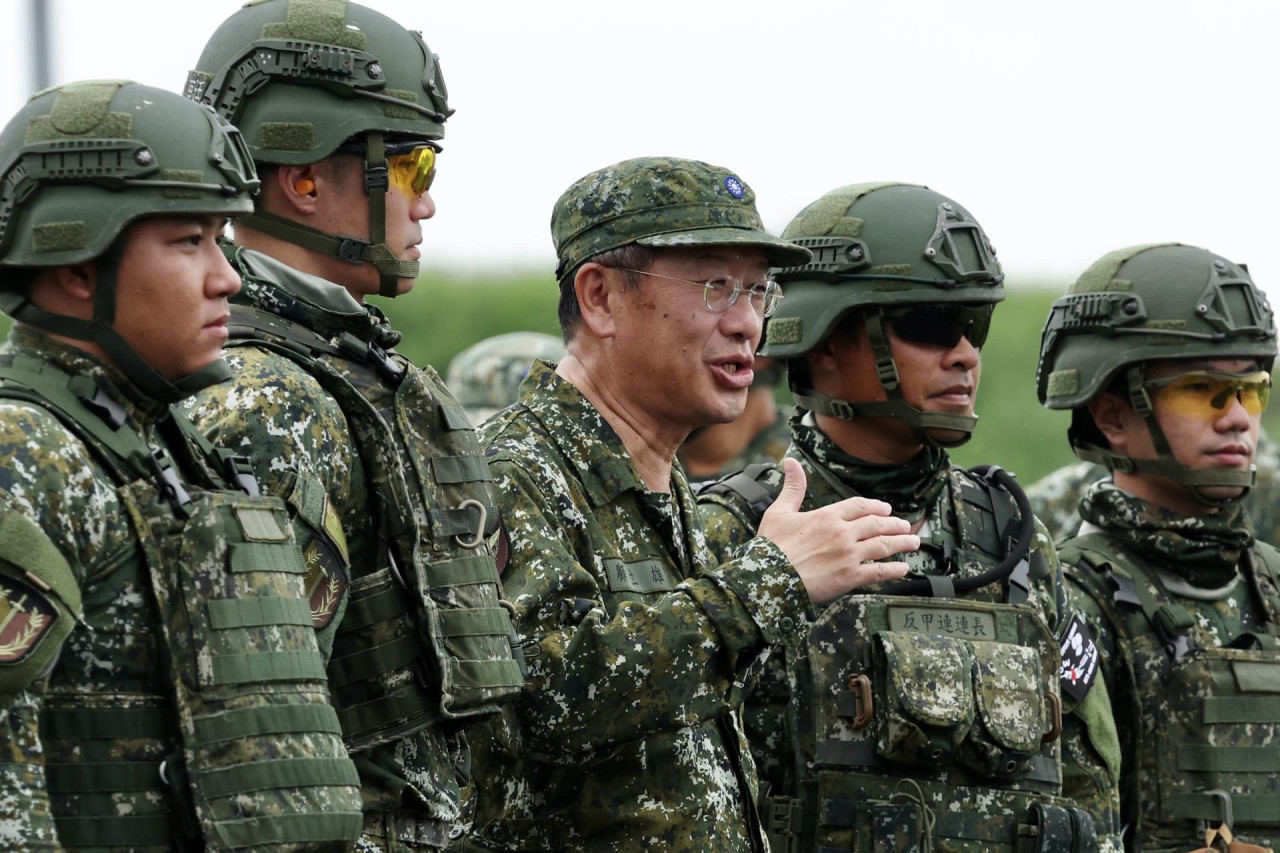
[1028,429,1280,545]
[463,361,813,853]
[181,248,520,851]
[0,326,362,851]
[1059,482,1280,851]
[699,411,1122,852]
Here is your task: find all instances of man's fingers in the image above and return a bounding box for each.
[860,560,911,584]
[832,494,894,521]
[767,457,807,515]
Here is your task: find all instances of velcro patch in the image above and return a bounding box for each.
[1059,614,1100,702]
[0,574,58,665]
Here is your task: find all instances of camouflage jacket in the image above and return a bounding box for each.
[1059,482,1280,851]
[464,360,813,853]
[179,249,469,849]
[1027,429,1280,545]
[0,327,151,851]
[697,416,1122,852]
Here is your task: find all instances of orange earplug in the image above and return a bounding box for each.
[294,179,315,195]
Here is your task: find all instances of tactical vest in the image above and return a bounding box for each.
[0,354,363,851]
[1065,532,1280,852]
[703,464,1096,853]
[224,277,523,751]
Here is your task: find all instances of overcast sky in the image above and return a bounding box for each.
[3,0,1277,299]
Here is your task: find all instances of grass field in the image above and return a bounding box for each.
[5,268,1275,487]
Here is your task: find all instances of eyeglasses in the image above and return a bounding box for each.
[388,145,436,197]
[884,304,994,349]
[1144,369,1272,418]
[610,267,784,318]
[336,139,438,197]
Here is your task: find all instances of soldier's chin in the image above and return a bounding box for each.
[1193,483,1248,505]
[925,426,971,448]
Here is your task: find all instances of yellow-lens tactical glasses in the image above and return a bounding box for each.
[389,145,436,197]
[1145,370,1272,418]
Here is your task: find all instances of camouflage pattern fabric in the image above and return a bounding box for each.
[1026,429,1280,545]
[1060,480,1280,850]
[0,328,131,851]
[0,325,364,851]
[698,413,1122,852]
[180,249,473,849]
[462,360,813,853]
[445,332,565,425]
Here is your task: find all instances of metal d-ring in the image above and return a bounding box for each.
[455,499,486,549]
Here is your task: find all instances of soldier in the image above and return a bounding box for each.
[445,332,565,424]
[1027,430,1280,544]
[178,1,524,849]
[0,81,362,850]
[678,355,792,484]
[1039,243,1280,851]
[464,157,922,852]
[697,182,1121,852]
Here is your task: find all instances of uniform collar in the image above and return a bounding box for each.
[517,360,649,505]
[5,324,168,425]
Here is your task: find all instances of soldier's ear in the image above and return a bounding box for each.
[275,164,323,215]
[1088,392,1133,452]
[24,263,96,321]
[573,262,618,341]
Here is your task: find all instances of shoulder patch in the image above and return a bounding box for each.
[1059,613,1100,703]
[0,574,59,665]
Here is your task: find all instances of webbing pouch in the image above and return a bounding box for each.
[870,800,923,850]
[959,640,1049,778]
[873,631,975,765]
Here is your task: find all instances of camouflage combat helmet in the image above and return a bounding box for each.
[446,331,566,423]
[0,80,258,402]
[1038,242,1277,502]
[761,182,1004,447]
[186,0,452,297]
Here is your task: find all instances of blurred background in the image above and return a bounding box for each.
[3,0,1277,480]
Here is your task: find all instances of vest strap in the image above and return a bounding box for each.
[210,649,327,685]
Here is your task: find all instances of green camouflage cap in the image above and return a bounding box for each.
[446,331,565,423]
[551,156,811,279]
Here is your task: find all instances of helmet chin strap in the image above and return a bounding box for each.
[238,131,419,299]
[1071,365,1255,507]
[0,253,230,404]
[788,309,978,449]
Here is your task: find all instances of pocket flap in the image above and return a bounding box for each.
[877,631,974,727]
[971,640,1045,753]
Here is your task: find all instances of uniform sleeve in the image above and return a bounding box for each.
[696,493,761,566]
[0,686,61,851]
[491,452,811,765]
[1053,548,1124,849]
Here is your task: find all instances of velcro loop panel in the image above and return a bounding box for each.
[765,316,802,346]
[208,596,312,629]
[0,508,81,616]
[32,222,87,253]
[41,705,171,740]
[327,634,420,687]
[198,756,359,798]
[229,541,307,574]
[45,760,162,792]
[260,122,315,152]
[439,607,511,638]
[449,658,525,689]
[53,814,173,847]
[161,168,204,199]
[1047,370,1079,398]
[213,811,366,848]
[432,454,491,484]
[194,703,343,746]
[438,401,472,431]
[427,554,501,589]
[1177,744,1280,772]
[1203,695,1280,723]
[336,585,412,632]
[210,649,327,685]
[383,89,420,119]
[261,0,367,49]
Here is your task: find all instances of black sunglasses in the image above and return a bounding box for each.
[884,304,994,349]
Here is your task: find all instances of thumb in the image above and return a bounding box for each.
[764,457,807,516]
